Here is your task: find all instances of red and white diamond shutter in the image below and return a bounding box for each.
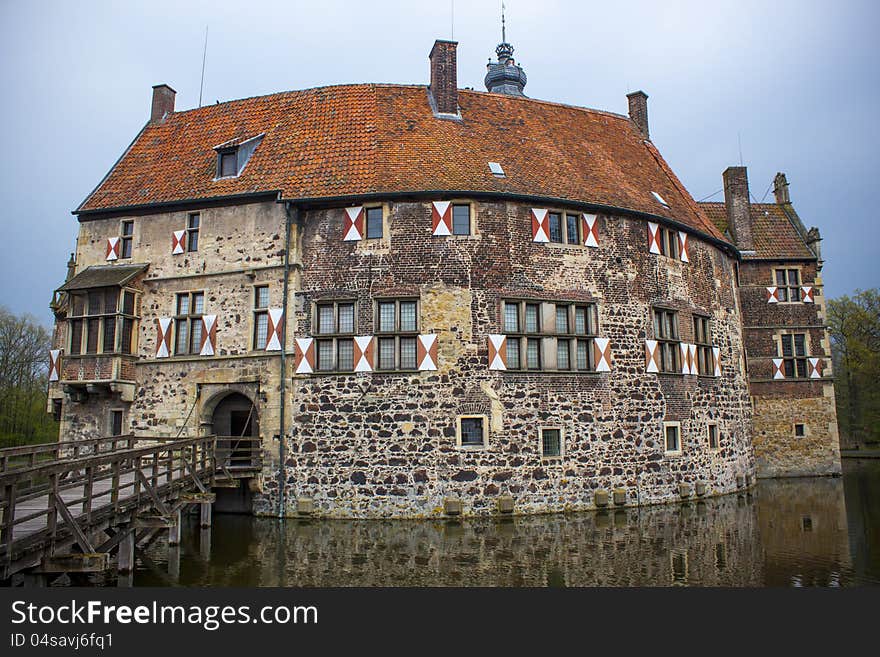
[155,318,173,358]
[801,286,814,303]
[712,347,722,377]
[106,237,120,261]
[343,207,364,241]
[354,336,374,372]
[645,340,660,373]
[531,209,550,243]
[199,315,217,356]
[266,309,284,351]
[678,232,690,262]
[680,343,691,375]
[593,337,612,372]
[431,201,452,236]
[582,214,599,248]
[772,358,785,379]
[417,334,438,371]
[647,223,661,255]
[808,358,823,378]
[488,335,507,370]
[48,350,61,382]
[766,287,781,303]
[172,230,186,255]
[294,338,315,374]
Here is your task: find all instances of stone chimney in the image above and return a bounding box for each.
[723,166,755,252]
[773,172,791,205]
[428,40,459,116]
[627,91,649,140]
[150,84,176,123]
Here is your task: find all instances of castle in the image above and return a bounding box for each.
[46,36,840,517]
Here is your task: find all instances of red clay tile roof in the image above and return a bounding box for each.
[77,84,726,242]
[699,201,815,260]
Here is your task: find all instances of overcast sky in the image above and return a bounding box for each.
[1,0,877,326]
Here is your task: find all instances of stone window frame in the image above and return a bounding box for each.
[364,204,385,240]
[774,329,812,379]
[663,421,682,456]
[173,290,205,356]
[67,287,138,357]
[373,297,420,372]
[312,299,357,372]
[252,284,270,351]
[447,199,479,238]
[108,408,126,437]
[653,306,682,374]
[544,208,586,248]
[773,266,803,304]
[186,212,200,252]
[707,422,720,450]
[502,299,599,373]
[793,423,807,438]
[539,426,565,460]
[119,219,134,259]
[693,314,713,376]
[455,415,489,450]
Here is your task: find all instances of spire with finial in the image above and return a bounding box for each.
[485,1,527,96]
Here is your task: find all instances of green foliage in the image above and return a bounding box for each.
[0,306,59,447]
[828,289,880,446]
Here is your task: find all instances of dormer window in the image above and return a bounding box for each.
[219,150,238,178]
[213,133,264,180]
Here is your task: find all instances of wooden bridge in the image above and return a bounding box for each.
[0,435,261,585]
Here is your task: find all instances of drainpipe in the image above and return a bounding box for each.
[278,202,297,518]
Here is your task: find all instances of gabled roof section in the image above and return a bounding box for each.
[58,264,148,292]
[699,201,816,260]
[76,84,726,242]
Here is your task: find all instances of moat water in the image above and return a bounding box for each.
[127,458,880,587]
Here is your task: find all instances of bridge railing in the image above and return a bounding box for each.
[0,435,139,474]
[215,436,262,473]
[0,436,216,561]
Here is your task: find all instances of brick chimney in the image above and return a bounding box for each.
[723,166,755,252]
[773,172,791,205]
[150,84,176,123]
[428,40,459,116]
[627,91,649,140]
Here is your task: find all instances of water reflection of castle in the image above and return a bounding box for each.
[142,472,864,586]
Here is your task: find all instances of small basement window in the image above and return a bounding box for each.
[540,427,563,459]
[794,423,806,437]
[457,416,488,448]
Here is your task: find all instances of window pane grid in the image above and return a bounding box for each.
[460,418,484,446]
[452,204,471,235]
[365,207,383,239]
[541,429,561,457]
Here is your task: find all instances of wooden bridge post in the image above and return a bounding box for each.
[168,508,182,546]
[117,529,135,574]
[200,501,212,528]
[2,481,16,548]
[199,527,211,561]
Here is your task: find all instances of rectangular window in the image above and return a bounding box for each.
[187,213,200,252]
[659,227,680,259]
[374,299,419,371]
[175,291,204,355]
[503,301,597,372]
[780,333,808,378]
[317,340,335,371]
[452,204,471,236]
[694,315,713,375]
[120,221,133,259]
[664,423,681,453]
[566,214,580,245]
[794,423,805,437]
[219,150,237,177]
[548,212,563,243]
[68,288,137,357]
[654,308,681,373]
[458,416,486,448]
[365,206,383,239]
[775,268,800,302]
[253,286,269,349]
[708,423,719,449]
[310,300,357,371]
[110,410,124,437]
[541,428,562,458]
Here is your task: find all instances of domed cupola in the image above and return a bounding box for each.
[484,8,527,96]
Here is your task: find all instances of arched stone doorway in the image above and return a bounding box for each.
[208,392,259,470]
